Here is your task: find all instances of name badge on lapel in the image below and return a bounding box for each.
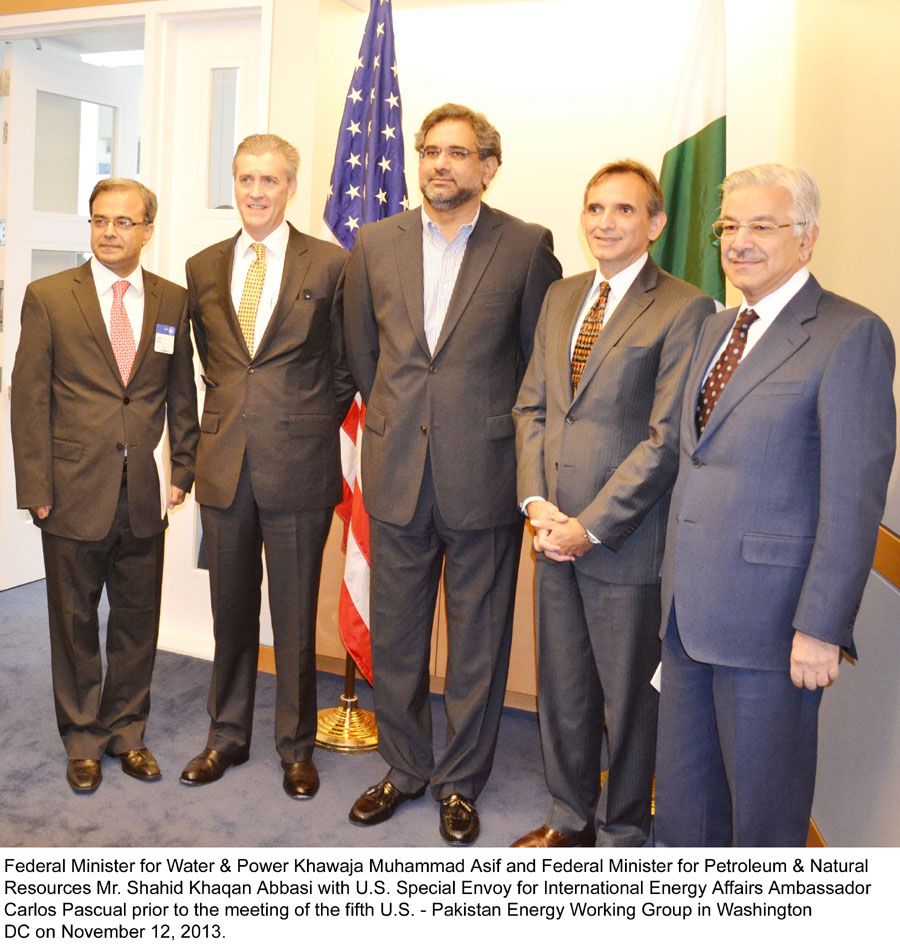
[155,324,175,354]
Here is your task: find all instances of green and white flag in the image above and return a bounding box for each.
[651,0,726,303]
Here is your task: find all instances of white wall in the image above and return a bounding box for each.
[306,0,796,282]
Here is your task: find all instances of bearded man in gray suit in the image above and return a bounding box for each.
[343,103,561,845]
[513,161,714,847]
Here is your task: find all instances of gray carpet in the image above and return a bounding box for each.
[0,580,550,848]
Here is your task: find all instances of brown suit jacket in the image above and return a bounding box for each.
[342,204,562,530]
[187,224,354,511]
[514,257,715,582]
[11,262,198,541]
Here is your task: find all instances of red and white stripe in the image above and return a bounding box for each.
[337,395,373,684]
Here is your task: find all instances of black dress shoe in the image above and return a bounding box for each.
[511,824,595,847]
[282,760,319,799]
[349,779,426,825]
[439,794,479,845]
[108,747,161,781]
[67,759,101,792]
[180,748,249,785]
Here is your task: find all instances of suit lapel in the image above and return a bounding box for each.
[128,269,160,383]
[432,204,501,358]
[698,276,821,443]
[571,257,659,403]
[394,212,429,357]
[683,309,733,451]
[554,272,595,394]
[255,225,311,355]
[73,262,123,386]
[216,232,247,356]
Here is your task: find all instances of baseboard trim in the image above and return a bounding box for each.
[257,645,538,711]
[873,524,900,589]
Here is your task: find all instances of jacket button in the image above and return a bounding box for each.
[420,425,427,435]
[565,416,574,424]
[428,364,437,373]
[692,458,703,468]
[123,396,130,405]
[116,442,124,451]
[247,367,255,374]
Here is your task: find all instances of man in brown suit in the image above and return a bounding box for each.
[180,134,354,799]
[11,177,198,792]
[513,161,714,847]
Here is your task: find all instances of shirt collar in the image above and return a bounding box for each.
[237,219,290,259]
[421,203,481,242]
[590,251,648,302]
[90,256,144,296]
[739,267,810,321]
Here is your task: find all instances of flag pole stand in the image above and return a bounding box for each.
[315,653,378,752]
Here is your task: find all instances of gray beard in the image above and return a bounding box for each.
[421,180,481,211]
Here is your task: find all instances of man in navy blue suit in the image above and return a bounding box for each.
[654,164,895,846]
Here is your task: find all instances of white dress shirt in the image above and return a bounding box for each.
[90,256,144,341]
[230,220,290,356]
[702,267,810,379]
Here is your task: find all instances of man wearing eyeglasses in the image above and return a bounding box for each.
[343,103,561,845]
[654,164,895,846]
[11,178,198,792]
[512,160,715,848]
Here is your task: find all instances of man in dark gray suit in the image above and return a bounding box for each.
[11,178,198,792]
[180,134,354,799]
[512,161,714,847]
[343,103,561,844]
[655,164,895,846]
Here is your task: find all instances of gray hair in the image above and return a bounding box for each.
[413,103,502,166]
[88,177,157,223]
[721,163,820,233]
[232,133,300,183]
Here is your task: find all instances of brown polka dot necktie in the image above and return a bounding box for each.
[237,243,267,355]
[571,281,610,394]
[109,279,136,386]
[695,308,760,436]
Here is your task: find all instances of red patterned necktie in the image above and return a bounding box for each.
[571,281,610,393]
[109,279,136,386]
[695,308,760,436]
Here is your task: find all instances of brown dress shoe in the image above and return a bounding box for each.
[282,760,319,799]
[180,748,249,785]
[440,794,479,845]
[349,779,426,825]
[67,759,102,792]
[511,824,596,847]
[109,747,161,780]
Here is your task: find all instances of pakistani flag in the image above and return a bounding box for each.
[651,0,726,303]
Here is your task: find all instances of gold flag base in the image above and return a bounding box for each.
[315,694,378,752]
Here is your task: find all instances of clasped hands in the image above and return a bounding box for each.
[526,499,593,561]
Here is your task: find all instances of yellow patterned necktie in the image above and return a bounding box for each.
[237,243,267,354]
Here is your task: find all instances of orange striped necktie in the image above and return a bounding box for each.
[571,281,609,393]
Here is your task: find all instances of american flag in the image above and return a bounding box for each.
[327,0,407,686]
[324,0,408,249]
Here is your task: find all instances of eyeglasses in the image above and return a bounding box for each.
[712,221,794,239]
[418,147,483,162]
[90,217,150,232]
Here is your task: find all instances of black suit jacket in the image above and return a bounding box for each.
[342,204,562,530]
